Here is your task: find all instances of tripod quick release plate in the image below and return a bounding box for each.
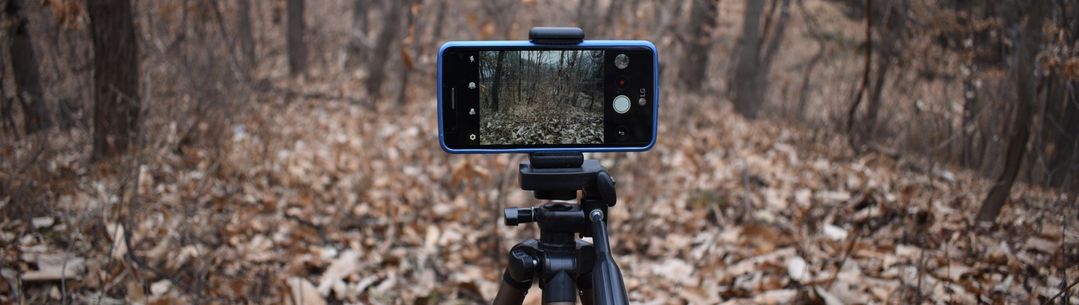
[519,160,616,208]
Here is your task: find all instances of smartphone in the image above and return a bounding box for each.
[438,40,659,154]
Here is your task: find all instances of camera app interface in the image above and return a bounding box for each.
[480,50,604,145]
[441,46,654,149]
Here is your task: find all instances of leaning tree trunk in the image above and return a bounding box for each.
[286,0,305,77]
[7,0,51,133]
[87,0,139,158]
[679,0,719,92]
[975,1,1046,223]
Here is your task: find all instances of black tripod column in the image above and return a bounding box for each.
[541,251,579,304]
[495,205,589,305]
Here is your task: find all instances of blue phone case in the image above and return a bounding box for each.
[437,40,659,154]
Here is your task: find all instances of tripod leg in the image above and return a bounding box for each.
[492,281,528,305]
[493,268,531,305]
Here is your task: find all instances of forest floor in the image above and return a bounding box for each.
[480,102,603,145]
[1,82,1076,305]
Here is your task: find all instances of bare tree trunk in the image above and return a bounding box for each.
[429,0,447,50]
[554,51,566,103]
[87,0,139,158]
[237,0,256,67]
[481,0,518,39]
[861,1,905,142]
[367,0,401,100]
[961,63,979,168]
[516,52,522,106]
[571,52,583,106]
[976,1,1046,223]
[650,1,684,42]
[346,0,369,69]
[761,0,791,65]
[603,0,625,34]
[0,68,16,137]
[679,0,718,92]
[7,0,51,133]
[491,51,507,112]
[731,0,788,119]
[796,43,824,121]
[576,0,598,35]
[730,0,764,118]
[396,0,421,106]
[286,0,305,77]
[528,51,539,104]
[862,52,892,137]
[352,0,368,45]
[795,0,826,121]
[1047,83,1078,187]
[846,0,872,151]
[759,0,791,89]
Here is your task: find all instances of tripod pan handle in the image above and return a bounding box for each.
[588,210,629,305]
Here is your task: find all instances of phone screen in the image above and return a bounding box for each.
[440,44,656,152]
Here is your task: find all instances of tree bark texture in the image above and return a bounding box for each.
[237,0,256,67]
[87,0,140,158]
[975,1,1046,223]
[7,0,51,133]
[491,51,506,112]
[367,0,401,100]
[286,0,306,76]
[679,0,718,92]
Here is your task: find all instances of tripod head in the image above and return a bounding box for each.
[511,153,616,224]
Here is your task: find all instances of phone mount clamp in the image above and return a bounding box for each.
[491,29,629,305]
[528,27,585,44]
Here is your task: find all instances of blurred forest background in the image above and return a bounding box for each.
[0,0,1076,304]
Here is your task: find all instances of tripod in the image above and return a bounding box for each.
[491,153,629,305]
